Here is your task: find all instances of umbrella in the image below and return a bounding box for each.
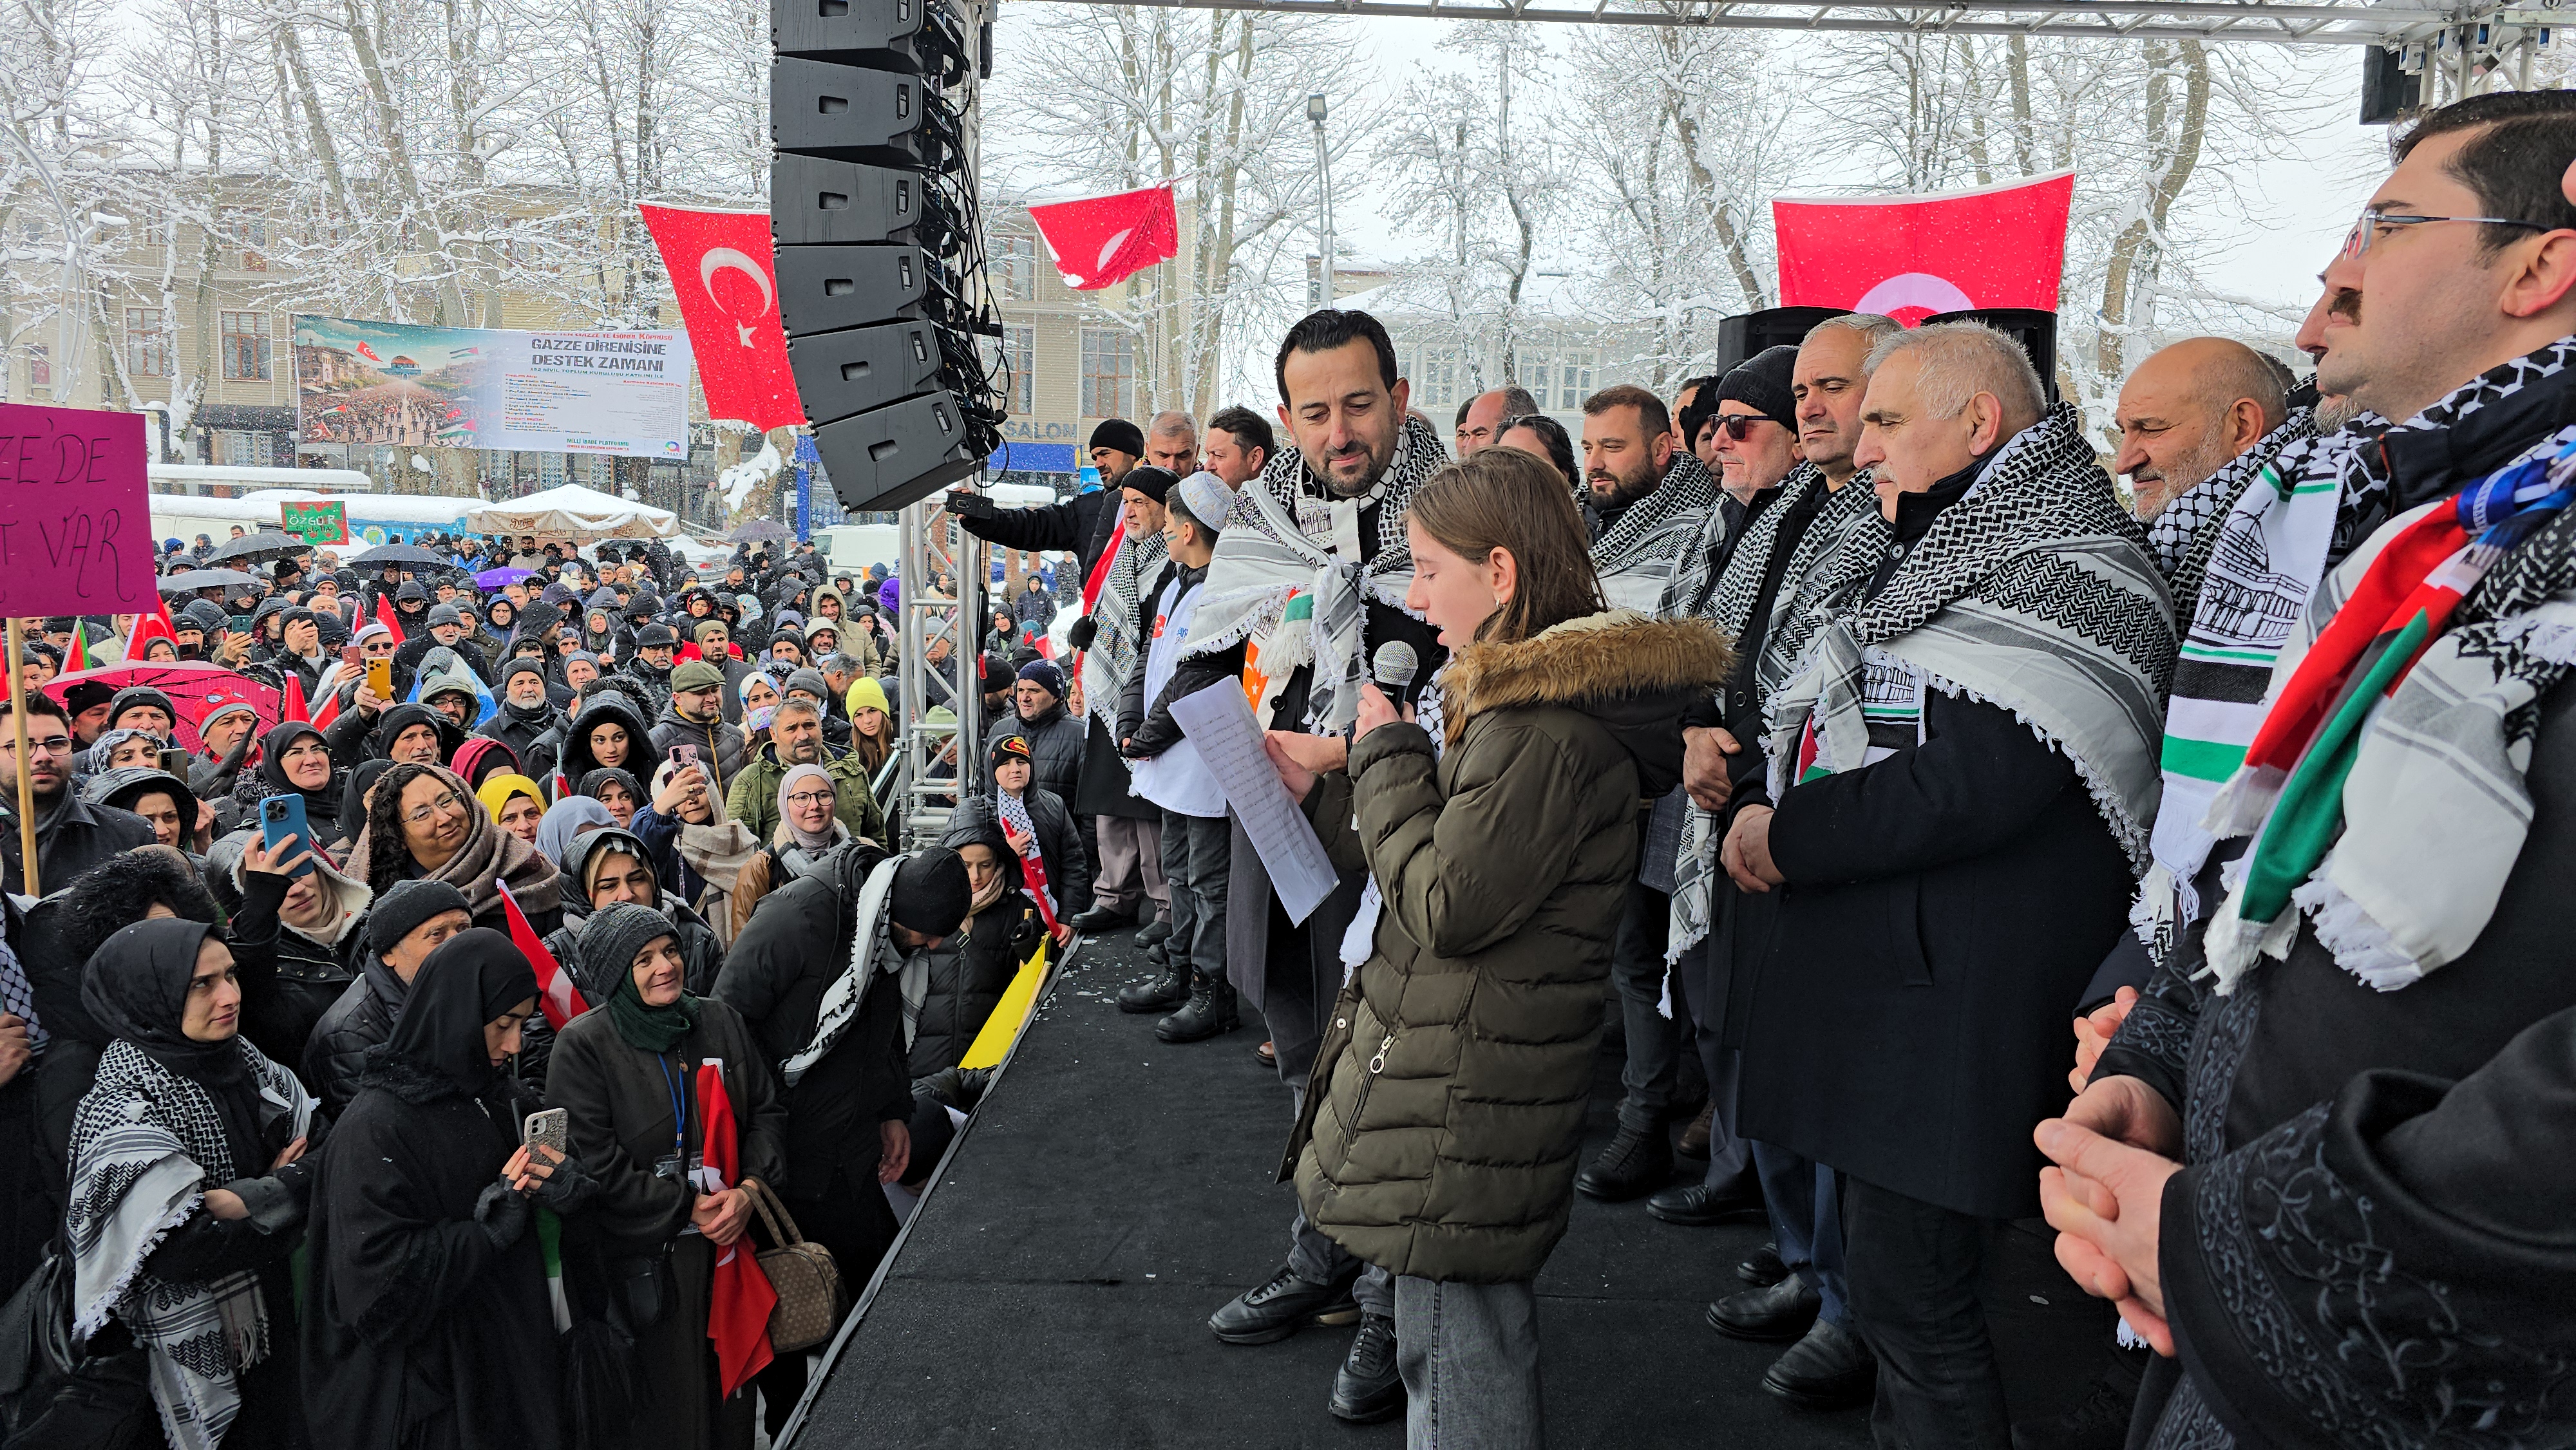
[205,531,308,565]
[158,568,261,594]
[43,662,282,755]
[348,543,447,569]
[728,520,793,544]
[475,566,535,588]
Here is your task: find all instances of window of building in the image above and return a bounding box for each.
[540,453,569,487]
[124,308,171,377]
[220,311,272,381]
[1413,345,1463,411]
[996,234,1037,301]
[1002,325,1034,415]
[22,345,47,391]
[1080,328,1136,420]
[214,430,271,467]
[1561,353,1595,408]
[219,207,268,271]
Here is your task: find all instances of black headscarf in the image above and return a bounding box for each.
[576,767,643,813]
[381,928,538,1098]
[79,918,267,1172]
[342,758,396,832]
[256,722,339,821]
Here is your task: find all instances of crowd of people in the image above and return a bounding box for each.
[955,91,2576,1450]
[6,86,2576,1450]
[0,487,1070,1445]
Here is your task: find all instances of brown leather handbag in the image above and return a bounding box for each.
[743,1178,846,1352]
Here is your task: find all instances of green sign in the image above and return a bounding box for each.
[278,499,348,546]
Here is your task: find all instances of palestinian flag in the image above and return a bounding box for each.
[64,628,86,673]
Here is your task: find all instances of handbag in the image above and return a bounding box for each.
[742,1179,844,1353]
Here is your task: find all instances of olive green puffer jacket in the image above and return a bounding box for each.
[1287,611,1733,1283]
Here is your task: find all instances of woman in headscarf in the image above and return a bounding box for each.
[535,795,617,875]
[66,916,320,1450]
[725,763,847,938]
[580,589,620,657]
[543,903,784,1450]
[477,772,547,845]
[345,761,562,935]
[340,757,397,848]
[578,766,643,830]
[634,758,762,950]
[554,692,652,802]
[447,737,522,791]
[226,722,352,851]
[915,805,1041,1076]
[87,726,162,775]
[302,928,595,1450]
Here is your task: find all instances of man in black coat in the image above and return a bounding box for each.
[0,692,153,896]
[944,417,1143,585]
[649,659,747,792]
[1008,659,1084,821]
[301,880,475,1116]
[714,845,972,1428]
[481,659,563,782]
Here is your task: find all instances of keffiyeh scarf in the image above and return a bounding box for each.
[2141,410,2318,625]
[781,852,904,1084]
[1765,404,2175,871]
[1077,528,1167,740]
[2201,413,2576,993]
[1593,452,1720,613]
[995,789,1059,931]
[1182,412,1448,734]
[66,1039,313,1450]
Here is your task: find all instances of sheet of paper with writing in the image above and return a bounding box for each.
[1168,685,1341,925]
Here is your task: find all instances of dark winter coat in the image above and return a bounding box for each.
[0,789,155,897]
[957,486,1122,586]
[916,814,1041,1076]
[551,693,656,794]
[648,704,748,796]
[724,737,885,849]
[951,789,1089,928]
[478,701,563,784]
[1007,697,1086,807]
[301,954,410,1120]
[1289,612,1730,1282]
[712,844,913,1198]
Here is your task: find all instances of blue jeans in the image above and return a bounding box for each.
[1394,1276,1542,1450]
[1753,1140,1851,1330]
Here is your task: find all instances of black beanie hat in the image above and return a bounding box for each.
[368,879,473,954]
[1088,419,1146,457]
[1119,466,1177,505]
[1716,345,1801,433]
[889,848,972,938]
[502,657,547,686]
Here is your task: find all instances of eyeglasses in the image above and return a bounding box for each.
[2,736,74,756]
[783,790,835,809]
[402,789,466,825]
[1709,413,1775,442]
[2341,204,2554,257]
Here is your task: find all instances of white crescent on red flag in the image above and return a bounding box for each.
[1772,171,2076,326]
[638,203,805,431]
[1027,186,1179,291]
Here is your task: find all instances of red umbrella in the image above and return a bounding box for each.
[43,662,283,753]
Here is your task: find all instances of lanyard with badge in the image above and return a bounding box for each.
[653,1053,718,1208]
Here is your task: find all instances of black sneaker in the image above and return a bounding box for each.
[1574,1122,1672,1201]
[1327,1313,1403,1423]
[1208,1263,1357,1346]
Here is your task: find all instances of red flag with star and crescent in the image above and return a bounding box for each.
[1772,171,2074,326]
[639,204,803,431]
[1027,186,1178,292]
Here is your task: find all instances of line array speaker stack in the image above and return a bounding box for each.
[772,0,1004,511]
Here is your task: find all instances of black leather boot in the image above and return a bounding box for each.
[1574,1122,1672,1201]
[1068,902,1135,934]
[1115,955,1189,1014]
[1156,970,1240,1042]
[1327,1313,1403,1423]
[1137,914,1173,946]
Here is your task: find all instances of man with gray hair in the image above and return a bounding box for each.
[1144,410,1200,476]
[1453,384,1540,456]
[1721,321,2176,1445]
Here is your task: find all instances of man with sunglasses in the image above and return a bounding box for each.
[0,691,153,896]
[2042,91,2576,1450]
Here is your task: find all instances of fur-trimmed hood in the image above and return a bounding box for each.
[1439,610,1734,799]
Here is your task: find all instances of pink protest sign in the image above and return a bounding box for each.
[0,404,155,616]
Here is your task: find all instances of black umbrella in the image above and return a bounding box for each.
[348,543,447,569]
[157,567,261,594]
[728,520,793,544]
[204,530,308,565]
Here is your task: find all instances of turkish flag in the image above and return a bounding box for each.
[280,673,308,725]
[1772,171,2075,326]
[697,1060,777,1396]
[499,882,587,1031]
[1028,186,1179,291]
[639,204,804,431]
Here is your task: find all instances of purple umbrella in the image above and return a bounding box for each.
[475,567,535,588]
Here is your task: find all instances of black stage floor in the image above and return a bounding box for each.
[786,928,2110,1449]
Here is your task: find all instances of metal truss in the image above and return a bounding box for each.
[1015,0,2542,48]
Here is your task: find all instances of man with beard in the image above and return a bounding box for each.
[1144,410,1200,475]
[264,606,332,698]
[1580,382,1721,614]
[62,680,117,752]
[2114,338,2292,522]
[482,659,562,781]
[0,692,153,895]
[947,419,1145,584]
[1190,310,1448,1423]
[624,621,679,717]
[1065,469,1178,937]
[652,659,748,790]
[1202,406,1276,489]
[1667,322,1898,1413]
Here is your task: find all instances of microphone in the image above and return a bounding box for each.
[1371,640,1420,711]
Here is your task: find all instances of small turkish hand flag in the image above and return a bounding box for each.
[1772,171,2075,325]
[639,204,804,431]
[1028,187,1179,291]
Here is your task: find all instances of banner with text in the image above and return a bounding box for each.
[0,403,155,616]
[278,498,350,546]
[291,314,693,459]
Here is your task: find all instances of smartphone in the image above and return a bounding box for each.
[668,742,700,769]
[366,657,392,700]
[259,795,316,878]
[156,747,187,777]
[228,615,254,635]
[522,1107,569,1158]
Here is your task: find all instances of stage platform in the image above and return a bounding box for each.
[783,929,2108,1449]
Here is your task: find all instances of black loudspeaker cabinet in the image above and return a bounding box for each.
[772,155,927,247]
[788,319,944,427]
[2360,46,2422,127]
[811,393,983,510]
[771,60,934,166]
[1712,306,1852,379]
[1919,307,2060,405]
[774,245,931,336]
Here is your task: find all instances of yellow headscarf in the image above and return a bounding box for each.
[475,772,545,825]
